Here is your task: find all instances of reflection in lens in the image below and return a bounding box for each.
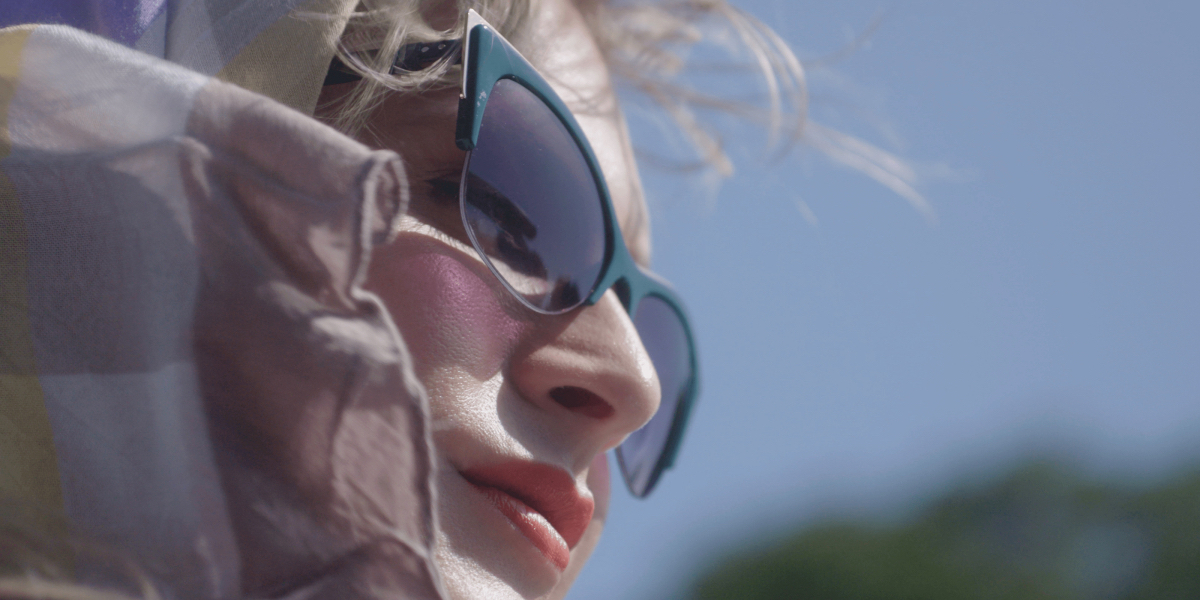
[618,295,694,497]
[464,173,547,279]
[464,78,606,313]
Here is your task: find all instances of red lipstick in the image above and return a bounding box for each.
[461,461,594,571]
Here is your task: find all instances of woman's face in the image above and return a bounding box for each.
[322,1,660,598]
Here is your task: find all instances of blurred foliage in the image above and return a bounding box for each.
[686,461,1200,600]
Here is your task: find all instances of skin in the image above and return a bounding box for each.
[317,0,661,597]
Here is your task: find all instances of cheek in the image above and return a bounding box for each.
[366,235,529,381]
[588,452,611,520]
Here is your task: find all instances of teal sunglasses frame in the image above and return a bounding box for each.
[355,9,700,498]
[454,10,699,498]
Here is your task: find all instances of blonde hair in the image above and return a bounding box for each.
[326,0,924,212]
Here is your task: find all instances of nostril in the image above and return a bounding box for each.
[549,386,614,419]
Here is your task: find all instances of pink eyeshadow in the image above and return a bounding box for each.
[378,242,529,378]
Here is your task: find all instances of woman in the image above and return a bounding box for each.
[0,0,808,598]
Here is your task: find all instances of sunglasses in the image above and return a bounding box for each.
[325,9,698,497]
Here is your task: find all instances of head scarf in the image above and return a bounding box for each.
[0,2,445,598]
[0,0,352,114]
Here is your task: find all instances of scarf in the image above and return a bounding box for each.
[0,2,444,597]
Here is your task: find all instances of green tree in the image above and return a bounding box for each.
[687,461,1200,600]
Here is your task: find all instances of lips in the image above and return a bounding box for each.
[461,461,595,571]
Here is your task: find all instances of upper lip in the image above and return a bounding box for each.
[460,460,595,549]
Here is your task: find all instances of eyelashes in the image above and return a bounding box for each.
[404,175,472,246]
[425,176,460,204]
[412,174,546,280]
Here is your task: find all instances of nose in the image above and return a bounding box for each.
[508,290,661,471]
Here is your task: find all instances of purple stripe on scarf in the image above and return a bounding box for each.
[0,0,166,47]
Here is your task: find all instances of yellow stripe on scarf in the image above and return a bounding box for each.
[0,25,67,535]
[0,26,34,155]
[215,0,354,115]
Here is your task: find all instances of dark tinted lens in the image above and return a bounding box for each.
[464,78,607,313]
[618,295,694,496]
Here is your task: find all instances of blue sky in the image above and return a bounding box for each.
[568,1,1200,598]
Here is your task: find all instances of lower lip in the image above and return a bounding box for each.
[471,483,570,571]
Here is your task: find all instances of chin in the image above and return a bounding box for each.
[433,525,605,600]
